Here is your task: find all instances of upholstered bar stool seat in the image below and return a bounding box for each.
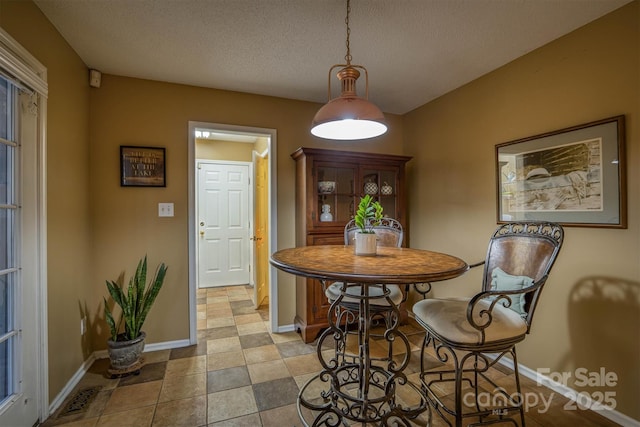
[326,282,404,307]
[413,298,528,346]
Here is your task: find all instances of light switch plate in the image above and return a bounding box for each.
[158,202,174,217]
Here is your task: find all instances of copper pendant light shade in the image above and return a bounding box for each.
[311,0,387,140]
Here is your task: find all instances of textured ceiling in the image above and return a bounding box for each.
[35,0,630,115]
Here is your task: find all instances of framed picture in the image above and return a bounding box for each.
[496,115,626,228]
[120,146,166,187]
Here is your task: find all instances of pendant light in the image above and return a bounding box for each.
[311,0,387,140]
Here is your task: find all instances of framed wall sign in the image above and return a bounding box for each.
[120,146,166,187]
[496,115,626,228]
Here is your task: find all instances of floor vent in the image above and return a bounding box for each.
[58,386,102,417]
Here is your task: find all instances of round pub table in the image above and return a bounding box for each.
[271,245,468,426]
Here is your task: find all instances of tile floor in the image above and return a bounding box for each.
[41,285,620,426]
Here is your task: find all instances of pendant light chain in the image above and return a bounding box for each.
[310,0,388,140]
[344,0,352,65]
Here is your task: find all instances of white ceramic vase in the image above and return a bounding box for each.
[320,204,333,222]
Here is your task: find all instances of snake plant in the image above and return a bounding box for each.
[104,256,168,341]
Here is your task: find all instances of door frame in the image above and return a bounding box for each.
[0,29,49,422]
[250,148,268,310]
[188,122,278,343]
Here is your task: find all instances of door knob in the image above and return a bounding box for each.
[250,236,262,241]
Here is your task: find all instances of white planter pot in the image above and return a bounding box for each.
[355,232,377,256]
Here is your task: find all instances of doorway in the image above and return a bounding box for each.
[188,122,278,344]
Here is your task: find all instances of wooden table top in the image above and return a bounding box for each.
[270,245,468,284]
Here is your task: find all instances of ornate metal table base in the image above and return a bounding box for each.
[296,282,430,426]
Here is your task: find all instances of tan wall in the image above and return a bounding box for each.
[88,74,404,349]
[0,1,92,401]
[195,138,254,161]
[404,2,639,420]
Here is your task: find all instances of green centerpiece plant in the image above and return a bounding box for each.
[355,194,383,232]
[354,194,383,255]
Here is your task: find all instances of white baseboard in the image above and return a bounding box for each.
[497,356,639,427]
[273,323,295,333]
[48,353,97,414]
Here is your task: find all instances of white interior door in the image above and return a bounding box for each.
[197,161,251,287]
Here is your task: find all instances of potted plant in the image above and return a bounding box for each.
[103,256,167,375]
[354,194,383,256]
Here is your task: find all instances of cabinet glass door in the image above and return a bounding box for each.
[361,168,399,220]
[317,165,355,224]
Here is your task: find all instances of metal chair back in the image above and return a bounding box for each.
[480,221,564,326]
[344,217,403,248]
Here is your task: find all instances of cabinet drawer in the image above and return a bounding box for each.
[308,234,345,246]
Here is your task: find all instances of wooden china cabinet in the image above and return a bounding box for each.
[291,147,412,343]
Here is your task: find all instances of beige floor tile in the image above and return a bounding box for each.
[207,317,236,328]
[196,318,207,330]
[206,295,229,304]
[294,372,331,402]
[207,308,233,319]
[206,289,228,297]
[284,353,323,377]
[234,313,263,325]
[243,344,281,365]
[207,301,232,312]
[207,336,242,354]
[76,359,120,391]
[102,380,162,414]
[207,350,246,371]
[197,311,206,320]
[165,355,207,377]
[153,395,207,427]
[395,374,427,408]
[53,419,99,427]
[227,293,249,300]
[247,359,291,384]
[207,385,258,424]
[196,288,207,298]
[209,413,262,426]
[270,331,303,344]
[143,349,170,364]
[260,403,304,427]
[159,372,207,402]
[320,349,336,362]
[236,321,267,335]
[97,406,154,427]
